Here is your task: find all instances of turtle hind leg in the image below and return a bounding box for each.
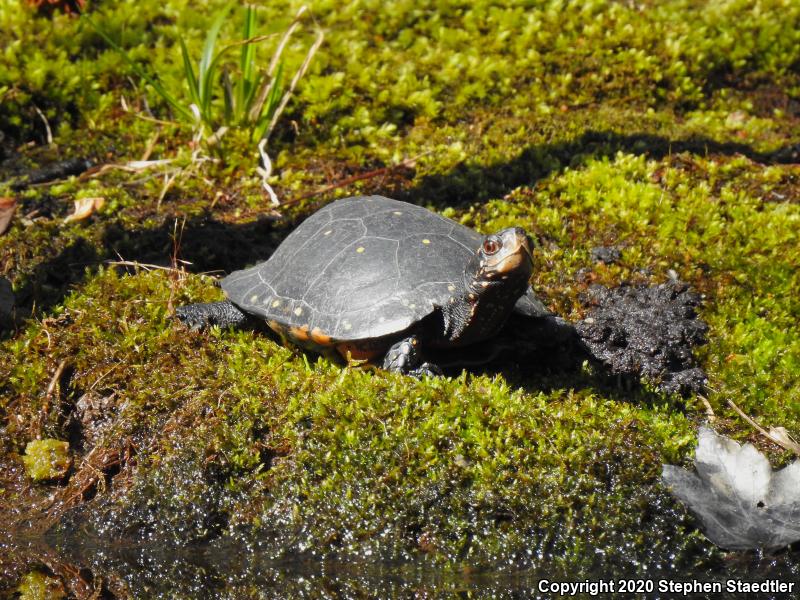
[382,336,443,378]
[175,301,249,331]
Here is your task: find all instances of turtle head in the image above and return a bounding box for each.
[465,227,534,295]
[443,227,534,343]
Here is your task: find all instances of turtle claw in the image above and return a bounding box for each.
[410,362,444,378]
[383,336,443,378]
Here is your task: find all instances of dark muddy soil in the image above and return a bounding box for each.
[577,281,709,396]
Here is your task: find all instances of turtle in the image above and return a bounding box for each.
[176,195,569,376]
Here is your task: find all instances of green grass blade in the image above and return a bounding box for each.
[222,67,234,124]
[265,60,285,118]
[179,37,201,109]
[262,24,324,141]
[238,4,257,115]
[199,3,233,113]
[242,69,262,118]
[252,61,284,140]
[248,59,282,124]
[248,5,315,130]
[201,44,237,124]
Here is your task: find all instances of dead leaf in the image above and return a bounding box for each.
[0,197,17,235]
[663,426,800,550]
[769,427,800,456]
[727,398,800,457]
[64,196,104,223]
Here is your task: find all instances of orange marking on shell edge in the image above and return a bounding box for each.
[310,327,333,346]
[289,324,311,342]
[336,343,380,362]
[267,320,282,334]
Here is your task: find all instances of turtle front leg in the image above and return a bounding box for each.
[382,336,443,378]
[175,301,249,331]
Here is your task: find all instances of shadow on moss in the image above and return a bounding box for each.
[8,128,799,326]
[409,130,800,208]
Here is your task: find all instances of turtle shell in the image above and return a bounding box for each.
[221,195,546,347]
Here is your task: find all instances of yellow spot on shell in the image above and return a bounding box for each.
[343,321,352,330]
[294,307,303,316]
[393,211,402,215]
[447,284,456,292]
[250,294,258,302]
[422,239,430,245]
[324,230,332,235]
[356,246,365,253]
[272,300,281,308]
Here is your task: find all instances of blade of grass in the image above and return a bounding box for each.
[263,24,324,141]
[237,5,257,120]
[212,33,278,123]
[198,43,242,129]
[179,37,201,110]
[252,61,284,140]
[248,66,280,126]
[267,6,307,77]
[198,3,233,117]
[222,67,234,124]
[248,5,306,123]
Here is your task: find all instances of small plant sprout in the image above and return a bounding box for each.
[86,4,323,203]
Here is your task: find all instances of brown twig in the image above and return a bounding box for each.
[167,218,187,313]
[727,398,800,457]
[140,130,161,162]
[38,358,69,436]
[105,259,189,274]
[73,160,174,183]
[697,394,715,419]
[45,359,68,400]
[105,259,225,280]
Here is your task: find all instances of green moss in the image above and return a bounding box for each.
[1,0,800,590]
[22,439,71,481]
[245,370,700,568]
[16,571,66,600]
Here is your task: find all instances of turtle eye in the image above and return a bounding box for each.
[482,238,501,255]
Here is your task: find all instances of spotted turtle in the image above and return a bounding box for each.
[176,195,565,376]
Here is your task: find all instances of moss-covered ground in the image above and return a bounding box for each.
[1,0,799,596]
